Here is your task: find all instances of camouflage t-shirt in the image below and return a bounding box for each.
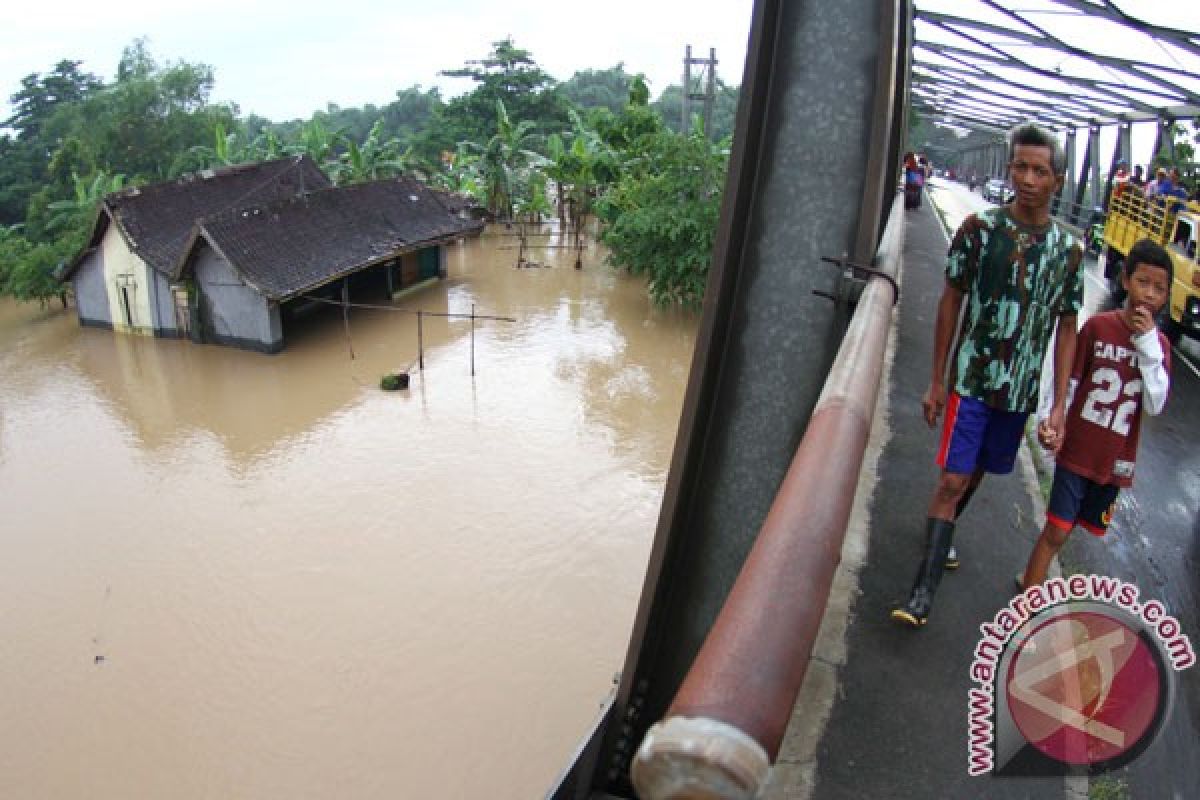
[946,207,1083,412]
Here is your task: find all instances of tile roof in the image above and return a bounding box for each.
[179,178,485,301]
[94,156,331,276]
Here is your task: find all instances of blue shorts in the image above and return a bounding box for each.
[1046,466,1119,537]
[936,392,1028,475]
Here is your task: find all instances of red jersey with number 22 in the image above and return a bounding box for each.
[1057,311,1169,488]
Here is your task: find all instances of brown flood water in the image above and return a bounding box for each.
[0,225,697,799]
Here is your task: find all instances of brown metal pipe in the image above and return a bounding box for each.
[631,196,904,798]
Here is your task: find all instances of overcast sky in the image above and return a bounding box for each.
[0,0,755,123]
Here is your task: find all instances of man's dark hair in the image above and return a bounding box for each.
[1007,122,1067,176]
[1125,238,1173,286]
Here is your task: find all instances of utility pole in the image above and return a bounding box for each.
[681,45,718,138]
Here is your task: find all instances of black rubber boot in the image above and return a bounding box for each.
[891,519,956,628]
[945,482,978,571]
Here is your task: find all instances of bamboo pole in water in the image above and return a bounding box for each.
[342,279,355,359]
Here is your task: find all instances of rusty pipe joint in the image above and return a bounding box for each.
[631,715,771,800]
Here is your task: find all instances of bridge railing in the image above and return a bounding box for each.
[626,192,905,800]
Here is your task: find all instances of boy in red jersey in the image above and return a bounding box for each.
[1020,239,1173,588]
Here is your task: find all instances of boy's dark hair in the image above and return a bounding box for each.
[1008,122,1067,176]
[1125,238,1173,285]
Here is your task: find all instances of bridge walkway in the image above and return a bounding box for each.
[769,194,1074,800]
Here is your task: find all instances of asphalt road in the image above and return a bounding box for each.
[813,181,1198,799]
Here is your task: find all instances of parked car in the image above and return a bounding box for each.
[983,179,1015,204]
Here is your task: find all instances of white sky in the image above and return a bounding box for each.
[0,0,755,123]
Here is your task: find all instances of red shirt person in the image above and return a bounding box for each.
[1021,239,1172,589]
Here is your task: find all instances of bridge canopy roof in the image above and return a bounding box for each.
[912,0,1200,134]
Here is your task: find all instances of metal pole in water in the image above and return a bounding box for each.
[470,303,476,377]
[417,310,424,371]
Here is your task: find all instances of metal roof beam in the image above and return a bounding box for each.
[912,49,1146,126]
[1048,0,1200,61]
[912,107,1011,135]
[977,0,1200,104]
[916,39,1165,114]
[907,62,1099,125]
[916,6,1200,109]
[912,83,1066,127]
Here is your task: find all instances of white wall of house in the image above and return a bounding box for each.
[101,225,155,334]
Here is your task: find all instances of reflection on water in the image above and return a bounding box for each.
[0,225,697,799]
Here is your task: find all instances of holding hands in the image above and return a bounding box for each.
[1038,405,1066,453]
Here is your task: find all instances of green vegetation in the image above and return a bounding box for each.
[380,373,410,391]
[1088,775,1130,800]
[599,119,727,308]
[1,38,737,309]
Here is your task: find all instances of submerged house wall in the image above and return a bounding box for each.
[193,246,282,353]
[148,268,180,338]
[72,249,112,329]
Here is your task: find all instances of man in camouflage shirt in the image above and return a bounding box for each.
[892,123,1084,628]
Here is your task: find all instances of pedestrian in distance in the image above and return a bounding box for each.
[891,122,1085,629]
[1020,239,1172,589]
[1145,167,1168,199]
[903,152,925,210]
[1128,165,1146,190]
[1111,160,1130,200]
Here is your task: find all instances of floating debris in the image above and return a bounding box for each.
[380,372,410,391]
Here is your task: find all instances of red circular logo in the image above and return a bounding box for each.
[1006,611,1163,765]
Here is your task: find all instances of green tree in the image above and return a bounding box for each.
[599,125,728,307]
[379,86,442,146]
[0,60,103,226]
[4,59,103,141]
[560,65,634,115]
[427,143,483,198]
[423,38,568,158]
[590,75,665,156]
[546,109,619,263]
[284,118,344,174]
[463,99,545,219]
[45,40,238,183]
[0,134,35,225]
[45,170,125,234]
[0,224,76,307]
[330,119,413,185]
[653,79,740,141]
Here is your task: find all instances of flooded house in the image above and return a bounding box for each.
[63,156,330,339]
[63,158,484,353]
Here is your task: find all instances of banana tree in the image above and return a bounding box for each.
[463,99,543,220]
[285,119,344,177]
[249,126,286,161]
[46,170,126,234]
[549,109,618,265]
[330,119,412,185]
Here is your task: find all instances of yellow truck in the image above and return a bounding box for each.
[1102,187,1200,342]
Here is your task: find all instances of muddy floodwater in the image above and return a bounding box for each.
[0,226,697,799]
